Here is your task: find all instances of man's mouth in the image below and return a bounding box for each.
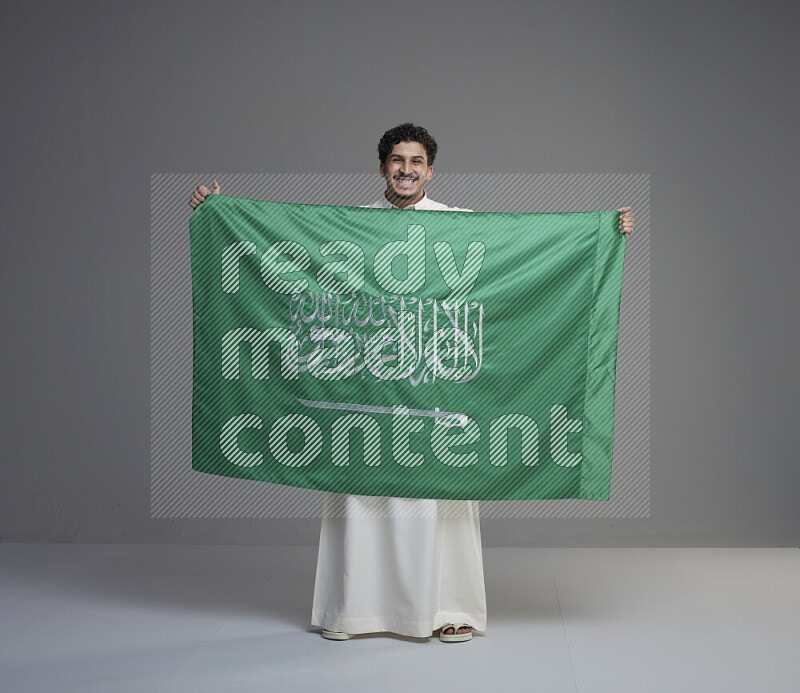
[395,177,416,188]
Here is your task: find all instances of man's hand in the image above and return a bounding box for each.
[189,180,221,211]
[617,206,634,239]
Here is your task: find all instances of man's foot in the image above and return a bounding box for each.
[439,622,473,642]
[442,625,472,635]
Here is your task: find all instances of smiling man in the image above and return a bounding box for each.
[312,124,483,644]
[363,123,471,212]
[188,122,634,644]
[382,140,430,205]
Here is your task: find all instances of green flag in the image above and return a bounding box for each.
[190,194,627,500]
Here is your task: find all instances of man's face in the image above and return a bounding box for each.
[379,141,433,202]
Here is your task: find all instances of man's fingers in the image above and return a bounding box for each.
[188,181,220,210]
[618,208,634,233]
[619,211,633,235]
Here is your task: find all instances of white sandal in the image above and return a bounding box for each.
[439,623,473,642]
[322,629,353,640]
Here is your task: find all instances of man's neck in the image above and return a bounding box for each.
[384,188,425,209]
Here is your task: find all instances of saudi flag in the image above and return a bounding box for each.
[189,194,627,500]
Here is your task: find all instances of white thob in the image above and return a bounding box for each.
[310,192,487,637]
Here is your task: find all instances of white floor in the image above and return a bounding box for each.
[1,544,798,693]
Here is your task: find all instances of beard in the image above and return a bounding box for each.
[390,177,420,198]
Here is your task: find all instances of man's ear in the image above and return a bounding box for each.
[379,162,385,177]
[425,165,433,181]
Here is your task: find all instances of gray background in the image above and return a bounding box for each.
[2,0,797,545]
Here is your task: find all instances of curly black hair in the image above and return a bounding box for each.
[377,123,438,167]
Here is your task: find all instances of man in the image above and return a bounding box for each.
[188,124,634,643]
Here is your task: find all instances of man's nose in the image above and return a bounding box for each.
[399,161,412,174]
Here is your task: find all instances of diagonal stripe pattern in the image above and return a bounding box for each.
[151,174,649,518]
